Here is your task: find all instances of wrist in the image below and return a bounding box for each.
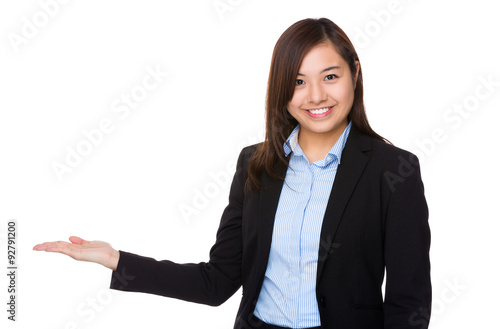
[108,249,120,271]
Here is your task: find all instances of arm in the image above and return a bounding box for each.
[383,156,432,329]
[33,146,252,306]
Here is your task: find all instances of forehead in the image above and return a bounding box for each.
[298,43,346,73]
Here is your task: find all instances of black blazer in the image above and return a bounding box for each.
[110,125,431,329]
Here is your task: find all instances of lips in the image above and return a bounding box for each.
[306,105,334,118]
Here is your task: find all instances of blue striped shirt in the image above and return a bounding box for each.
[253,121,352,328]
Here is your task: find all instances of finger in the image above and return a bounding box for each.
[44,241,83,258]
[33,237,87,250]
[69,236,89,245]
[33,243,47,251]
[33,241,62,251]
[35,241,72,253]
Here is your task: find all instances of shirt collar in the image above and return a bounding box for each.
[283,121,352,165]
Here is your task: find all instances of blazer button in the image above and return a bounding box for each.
[320,297,326,307]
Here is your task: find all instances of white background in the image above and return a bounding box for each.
[1,0,499,328]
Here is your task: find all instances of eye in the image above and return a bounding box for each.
[295,79,305,86]
[325,74,338,81]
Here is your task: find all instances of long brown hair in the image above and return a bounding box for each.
[246,17,389,191]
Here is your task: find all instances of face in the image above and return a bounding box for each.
[287,42,359,144]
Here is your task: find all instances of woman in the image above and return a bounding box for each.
[34,17,431,329]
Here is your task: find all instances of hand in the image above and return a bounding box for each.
[33,236,120,271]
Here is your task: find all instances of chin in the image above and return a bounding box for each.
[303,119,346,134]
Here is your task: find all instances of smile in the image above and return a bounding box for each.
[305,106,334,118]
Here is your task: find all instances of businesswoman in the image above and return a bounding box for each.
[34,17,431,329]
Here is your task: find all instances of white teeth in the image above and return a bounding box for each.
[308,107,331,114]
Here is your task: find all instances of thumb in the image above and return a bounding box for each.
[69,236,89,245]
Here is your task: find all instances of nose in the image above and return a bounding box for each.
[307,81,327,104]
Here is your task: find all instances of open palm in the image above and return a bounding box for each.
[33,236,119,270]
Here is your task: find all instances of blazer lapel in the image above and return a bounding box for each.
[316,125,371,283]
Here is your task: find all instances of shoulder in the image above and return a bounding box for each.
[237,142,262,165]
[347,123,420,171]
[240,143,261,156]
[348,126,424,190]
[370,138,418,166]
[364,135,424,193]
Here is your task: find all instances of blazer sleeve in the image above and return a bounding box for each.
[383,155,432,329]
[109,146,250,306]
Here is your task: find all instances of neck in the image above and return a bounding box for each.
[298,121,347,163]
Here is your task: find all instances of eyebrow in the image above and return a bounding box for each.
[297,66,341,76]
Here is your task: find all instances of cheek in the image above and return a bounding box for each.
[287,93,303,113]
[335,83,355,106]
